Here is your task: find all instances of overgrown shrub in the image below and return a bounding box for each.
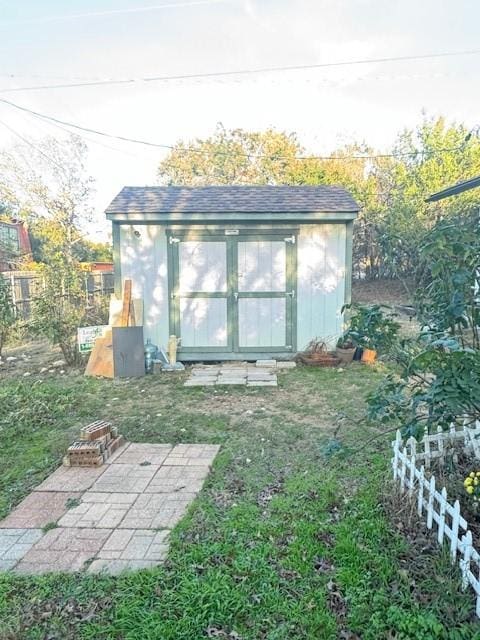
[367,335,480,438]
[0,276,15,357]
[415,211,480,349]
[30,259,108,366]
[343,303,400,353]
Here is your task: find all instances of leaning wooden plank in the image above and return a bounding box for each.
[84,329,114,378]
[120,279,132,327]
[109,297,143,327]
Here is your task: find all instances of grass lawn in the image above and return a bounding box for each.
[0,362,478,639]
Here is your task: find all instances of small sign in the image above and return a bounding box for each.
[225,229,239,235]
[78,325,108,353]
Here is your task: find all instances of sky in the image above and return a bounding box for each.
[0,0,479,240]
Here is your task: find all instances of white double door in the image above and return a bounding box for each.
[170,233,296,353]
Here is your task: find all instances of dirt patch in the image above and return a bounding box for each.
[0,339,68,379]
[352,278,414,307]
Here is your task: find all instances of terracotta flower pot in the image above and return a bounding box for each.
[335,347,356,365]
[361,348,377,364]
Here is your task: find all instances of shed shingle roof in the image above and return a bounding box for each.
[105,186,359,215]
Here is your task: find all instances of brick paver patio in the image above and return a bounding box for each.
[0,442,220,575]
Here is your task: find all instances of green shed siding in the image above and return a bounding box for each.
[118,224,170,349]
[113,220,352,358]
[296,224,346,350]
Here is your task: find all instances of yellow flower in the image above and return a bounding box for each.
[467,485,474,495]
[465,477,473,486]
[475,478,479,486]
[476,472,480,477]
[470,472,475,478]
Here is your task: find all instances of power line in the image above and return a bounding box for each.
[0,0,227,26]
[0,118,65,170]
[0,97,471,163]
[1,48,479,94]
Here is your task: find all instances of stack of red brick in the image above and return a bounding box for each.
[64,420,125,467]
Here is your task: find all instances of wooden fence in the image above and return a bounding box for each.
[392,422,480,617]
[1,270,114,320]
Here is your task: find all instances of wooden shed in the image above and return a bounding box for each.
[106,185,359,361]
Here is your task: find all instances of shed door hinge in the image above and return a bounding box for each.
[169,236,180,244]
[284,235,295,244]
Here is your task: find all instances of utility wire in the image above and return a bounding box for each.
[0,0,227,26]
[1,48,479,94]
[0,118,65,170]
[0,97,470,162]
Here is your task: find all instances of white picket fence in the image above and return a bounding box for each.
[392,421,480,617]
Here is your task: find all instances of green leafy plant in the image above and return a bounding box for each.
[30,258,108,366]
[343,303,400,352]
[0,276,15,357]
[367,335,480,438]
[415,211,480,349]
[336,334,355,349]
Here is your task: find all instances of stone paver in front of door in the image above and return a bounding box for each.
[0,442,220,575]
[184,362,279,387]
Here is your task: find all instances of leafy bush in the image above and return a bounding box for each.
[343,303,400,352]
[367,335,480,438]
[30,258,108,366]
[415,211,480,349]
[0,276,15,357]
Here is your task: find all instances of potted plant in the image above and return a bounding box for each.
[298,338,340,367]
[343,304,400,364]
[335,334,356,364]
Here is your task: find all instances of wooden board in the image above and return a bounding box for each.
[84,328,113,378]
[120,279,132,327]
[109,297,143,327]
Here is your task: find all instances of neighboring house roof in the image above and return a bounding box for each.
[426,175,480,202]
[105,186,359,223]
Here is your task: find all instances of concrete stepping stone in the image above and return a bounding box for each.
[163,444,220,467]
[92,528,169,565]
[0,492,81,529]
[14,527,111,574]
[247,373,277,382]
[247,380,278,387]
[90,463,159,493]
[34,465,106,492]
[216,378,246,386]
[184,378,216,386]
[256,359,277,368]
[145,465,209,494]
[112,443,172,466]
[0,528,43,570]
[119,493,195,529]
[57,493,138,529]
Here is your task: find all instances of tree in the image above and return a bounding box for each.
[415,210,480,349]
[158,118,480,285]
[158,123,320,186]
[30,255,108,366]
[0,135,95,263]
[0,276,15,357]
[377,117,480,279]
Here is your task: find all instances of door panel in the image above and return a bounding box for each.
[238,298,286,348]
[173,238,230,351]
[169,232,297,354]
[179,241,227,293]
[238,241,286,292]
[180,297,228,347]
